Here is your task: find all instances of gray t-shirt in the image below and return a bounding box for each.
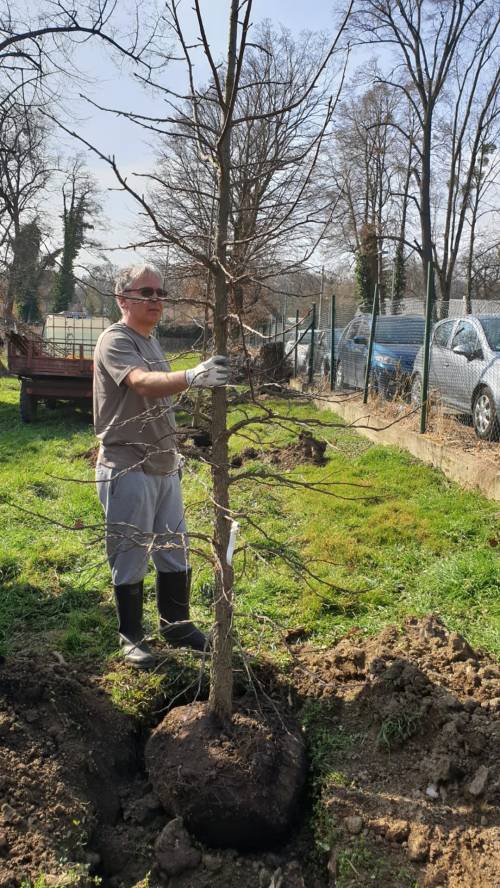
[93,322,180,475]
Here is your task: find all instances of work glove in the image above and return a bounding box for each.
[185,355,230,388]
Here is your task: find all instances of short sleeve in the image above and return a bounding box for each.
[95,329,146,387]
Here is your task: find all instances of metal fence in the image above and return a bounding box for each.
[251,275,500,444]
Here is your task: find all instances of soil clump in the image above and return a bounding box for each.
[146,701,307,851]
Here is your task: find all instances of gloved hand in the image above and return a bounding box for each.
[185,355,230,388]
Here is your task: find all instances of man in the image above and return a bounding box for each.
[93,263,229,669]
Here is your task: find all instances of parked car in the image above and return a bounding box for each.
[411,315,500,440]
[286,327,344,375]
[335,314,426,397]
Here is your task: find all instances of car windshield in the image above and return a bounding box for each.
[479,318,500,351]
[374,318,425,344]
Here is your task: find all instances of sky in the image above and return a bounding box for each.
[46,0,353,271]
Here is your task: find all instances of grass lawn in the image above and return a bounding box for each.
[0,368,498,671]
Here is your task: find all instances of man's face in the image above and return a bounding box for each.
[118,270,165,331]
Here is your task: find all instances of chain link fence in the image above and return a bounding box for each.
[251,281,500,445]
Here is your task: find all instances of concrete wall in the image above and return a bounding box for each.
[314,393,500,503]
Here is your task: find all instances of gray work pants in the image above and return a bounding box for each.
[95,464,189,585]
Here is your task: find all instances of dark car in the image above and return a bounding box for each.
[335,314,426,398]
[412,315,500,440]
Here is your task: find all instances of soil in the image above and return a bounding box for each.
[75,432,327,473]
[230,435,327,470]
[146,701,307,851]
[0,616,498,887]
[0,653,138,887]
[290,614,500,888]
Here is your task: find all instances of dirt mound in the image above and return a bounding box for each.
[0,654,137,887]
[293,615,500,887]
[229,433,327,470]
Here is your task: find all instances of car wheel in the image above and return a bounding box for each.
[472,387,499,440]
[410,373,422,406]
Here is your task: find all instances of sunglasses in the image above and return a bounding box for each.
[122,287,168,302]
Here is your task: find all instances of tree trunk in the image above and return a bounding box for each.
[419,113,434,306]
[208,0,239,725]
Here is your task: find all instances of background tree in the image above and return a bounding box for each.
[463,139,499,312]
[0,1,160,321]
[325,74,403,312]
[52,159,100,312]
[0,1,150,101]
[79,260,120,319]
[432,28,500,316]
[144,19,344,327]
[350,0,500,314]
[0,98,53,317]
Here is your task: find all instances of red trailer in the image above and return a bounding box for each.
[6,315,110,422]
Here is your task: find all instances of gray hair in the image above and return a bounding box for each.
[114,263,163,295]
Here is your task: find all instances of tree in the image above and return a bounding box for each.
[325,74,404,312]
[463,139,499,312]
[0,1,150,101]
[79,261,120,319]
[0,98,53,317]
[9,221,43,322]
[52,159,100,312]
[350,0,500,312]
[145,20,344,326]
[432,29,500,316]
[61,0,353,723]
[0,2,160,320]
[356,224,378,311]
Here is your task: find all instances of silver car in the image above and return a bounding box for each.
[411,315,500,440]
[285,328,332,374]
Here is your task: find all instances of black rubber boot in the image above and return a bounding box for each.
[156,569,208,652]
[114,581,156,669]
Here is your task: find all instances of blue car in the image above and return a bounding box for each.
[335,314,426,398]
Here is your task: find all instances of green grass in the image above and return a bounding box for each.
[1,368,497,883]
[0,371,498,672]
[334,837,418,888]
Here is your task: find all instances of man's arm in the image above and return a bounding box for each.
[125,355,230,397]
[125,368,188,397]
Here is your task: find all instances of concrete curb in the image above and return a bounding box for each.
[313,392,500,503]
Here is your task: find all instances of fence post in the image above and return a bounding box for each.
[362,284,379,404]
[319,266,324,327]
[329,292,336,391]
[308,302,317,385]
[294,309,299,377]
[420,263,435,433]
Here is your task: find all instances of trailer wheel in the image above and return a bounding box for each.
[20,380,38,423]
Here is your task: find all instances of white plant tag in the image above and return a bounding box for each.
[226,520,240,565]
